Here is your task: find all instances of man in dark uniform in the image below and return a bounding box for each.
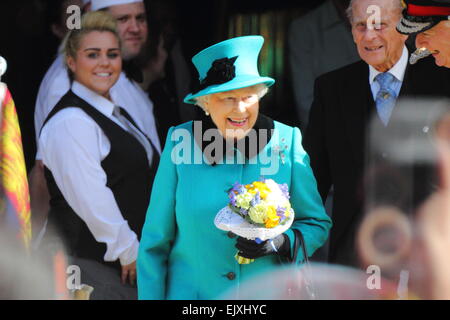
[397,0,450,69]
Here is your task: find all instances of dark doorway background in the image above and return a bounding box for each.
[0,0,325,172]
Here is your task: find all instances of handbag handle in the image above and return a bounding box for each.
[291,228,316,299]
[291,228,309,265]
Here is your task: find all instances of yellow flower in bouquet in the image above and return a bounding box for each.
[264,206,280,228]
[235,192,253,210]
[245,181,271,198]
[253,181,271,199]
[248,203,268,224]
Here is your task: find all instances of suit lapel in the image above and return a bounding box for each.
[398,62,414,98]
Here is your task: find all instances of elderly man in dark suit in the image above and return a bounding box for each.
[303,0,450,267]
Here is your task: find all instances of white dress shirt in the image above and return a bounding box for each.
[369,45,408,100]
[39,81,147,266]
[34,53,161,159]
[35,54,70,143]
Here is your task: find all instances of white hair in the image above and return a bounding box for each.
[195,83,269,111]
[346,0,403,24]
[195,95,210,110]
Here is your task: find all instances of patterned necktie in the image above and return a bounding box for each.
[113,106,154,165]
[375,72,397,126]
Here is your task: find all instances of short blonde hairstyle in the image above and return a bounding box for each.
[195,83,269,110]
[62,11,120,68]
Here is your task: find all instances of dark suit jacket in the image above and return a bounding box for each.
[303,56,450,267]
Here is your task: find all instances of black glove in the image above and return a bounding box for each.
[235,234,290,259]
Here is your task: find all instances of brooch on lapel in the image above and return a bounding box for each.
[273,138,288,164]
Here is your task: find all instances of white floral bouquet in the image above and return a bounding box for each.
[214,179,294,264]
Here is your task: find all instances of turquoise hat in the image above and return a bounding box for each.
[184,35,275,105]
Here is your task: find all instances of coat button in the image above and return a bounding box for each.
[227,231,236,238]
[226,272,236,280]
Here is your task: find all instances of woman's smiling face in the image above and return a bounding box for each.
[205,86,261,141]
[67,30,122,99]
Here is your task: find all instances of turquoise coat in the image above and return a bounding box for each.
[137,120,332,300]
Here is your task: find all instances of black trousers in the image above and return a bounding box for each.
[69,257,137,300]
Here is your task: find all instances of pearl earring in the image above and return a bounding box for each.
[205,110,210,116]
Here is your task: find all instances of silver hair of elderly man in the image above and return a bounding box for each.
[345,0,404,23]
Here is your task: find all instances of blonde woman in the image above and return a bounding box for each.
[39,11,158,299]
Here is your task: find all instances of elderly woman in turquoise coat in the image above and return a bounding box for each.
[137,35,332,300]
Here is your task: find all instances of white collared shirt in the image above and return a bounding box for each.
[369,45,409,100]
[39,81,142,266]
[34,54,161,159]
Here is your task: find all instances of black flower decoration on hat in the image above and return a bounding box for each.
[193,56,238,94]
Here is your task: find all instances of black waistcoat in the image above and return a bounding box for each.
[41,90,159,268]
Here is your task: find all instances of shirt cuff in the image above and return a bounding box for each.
[119,238,139,266]
[35,146,43,161]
